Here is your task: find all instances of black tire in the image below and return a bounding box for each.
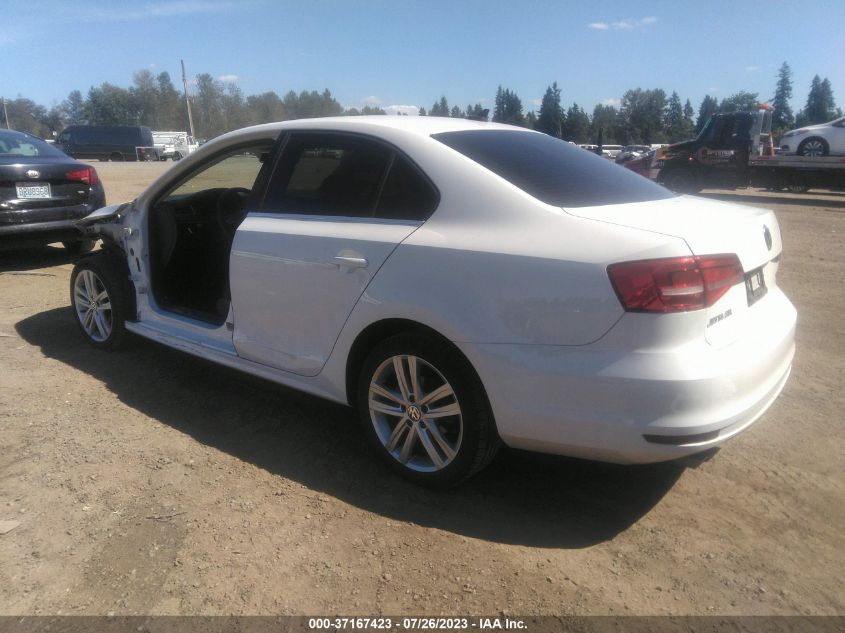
[70,253,133,350]
[663,170,700,194]
[62,239,96,255]
[356,333,500,488]
[797,137,829,157]
[109,152,124,162]
[173,152,182,161]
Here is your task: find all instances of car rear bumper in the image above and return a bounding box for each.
[0,218,88,247]
[458,287,797,464]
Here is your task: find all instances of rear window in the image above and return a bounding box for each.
[0,132,66,158]
[433,130,673,207]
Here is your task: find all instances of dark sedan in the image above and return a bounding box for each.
[0,129,105,252]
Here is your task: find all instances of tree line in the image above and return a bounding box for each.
[2,62,839,145]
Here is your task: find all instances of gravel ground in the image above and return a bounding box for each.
[0,164,843,616]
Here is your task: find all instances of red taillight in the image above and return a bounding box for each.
[65,167,99,187]
[607,254,743,312]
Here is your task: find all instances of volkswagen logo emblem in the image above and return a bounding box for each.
[407,405,422,422]
[763,225,773,251]
[26,170,40,179]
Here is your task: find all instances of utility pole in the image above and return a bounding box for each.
[2,97,9,129]
[181,59,196,138]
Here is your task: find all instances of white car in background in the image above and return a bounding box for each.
[779,116,845,156]
[72,117,796,487]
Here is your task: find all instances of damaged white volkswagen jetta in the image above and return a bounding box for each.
[71,116,796,487]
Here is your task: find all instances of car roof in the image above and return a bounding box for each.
[213,115,533,144]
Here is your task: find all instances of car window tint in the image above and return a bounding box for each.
[0,131,66,158]
[165,147,268,200]
[375,155,438,221]
[263,134,390,217]
[433,130,674,207]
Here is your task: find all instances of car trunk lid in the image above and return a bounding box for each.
[0,161,92,223]
[567,195,783,347]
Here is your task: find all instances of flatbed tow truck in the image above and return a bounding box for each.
[654,106,845,193]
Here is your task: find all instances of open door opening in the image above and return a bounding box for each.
[147,144,273,325]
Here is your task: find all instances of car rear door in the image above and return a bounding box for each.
[229,131,438,376]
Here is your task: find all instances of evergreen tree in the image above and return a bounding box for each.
[130,70,159,127]
[619,88,666,143]
[696,95,718,133]
[465,104,488,120]
[771,62,794,132]
[682,99,695,138]
[62,90,86,125]
[429,96,449,117]
[85,83,139,125]
[801,75,837,124]
[450,105,464,118]
[535,82,563,138]
[561,103,590,143]
[246,91,287,124]
[418,107,427,116]
[492,85,524,126]
[591,104,618,144]
[664,91,685,142]
[156,72,183,129]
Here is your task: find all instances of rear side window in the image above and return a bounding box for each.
[433,130,673,207]
[376,154,438,220]
[263,132,438,220]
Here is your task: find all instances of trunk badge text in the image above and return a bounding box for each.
[25,170,40,179]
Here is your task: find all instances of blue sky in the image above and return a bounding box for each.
[3,0,844,116]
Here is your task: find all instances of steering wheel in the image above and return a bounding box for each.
[215,187,251,239]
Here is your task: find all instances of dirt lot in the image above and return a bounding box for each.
[1,163,843,616]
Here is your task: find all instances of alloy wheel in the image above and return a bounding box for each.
[73,269,113,342]
[368,355,463,472]
[800,139,826,157]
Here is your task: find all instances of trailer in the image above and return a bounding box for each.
[654,108,845,193]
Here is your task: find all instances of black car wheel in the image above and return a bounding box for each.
[109,152,124,162]
[70,254,132,350]
[664,170,701,194]
[357,333,500,488]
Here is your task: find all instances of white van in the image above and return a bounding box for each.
[152,131,198,161]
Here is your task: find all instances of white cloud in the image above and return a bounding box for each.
[590,16,657,30]
[384,104,419,116]
[218,74,239,83]
[601,98,621,108]
[85,1,239,22]
[361,95,383,105]
[745,65,760,72]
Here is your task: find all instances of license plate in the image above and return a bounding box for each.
[16,183,51,199]
[745,267,767,306]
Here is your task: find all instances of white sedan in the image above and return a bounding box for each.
[779,116,845,156]
[73,116,796,487]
